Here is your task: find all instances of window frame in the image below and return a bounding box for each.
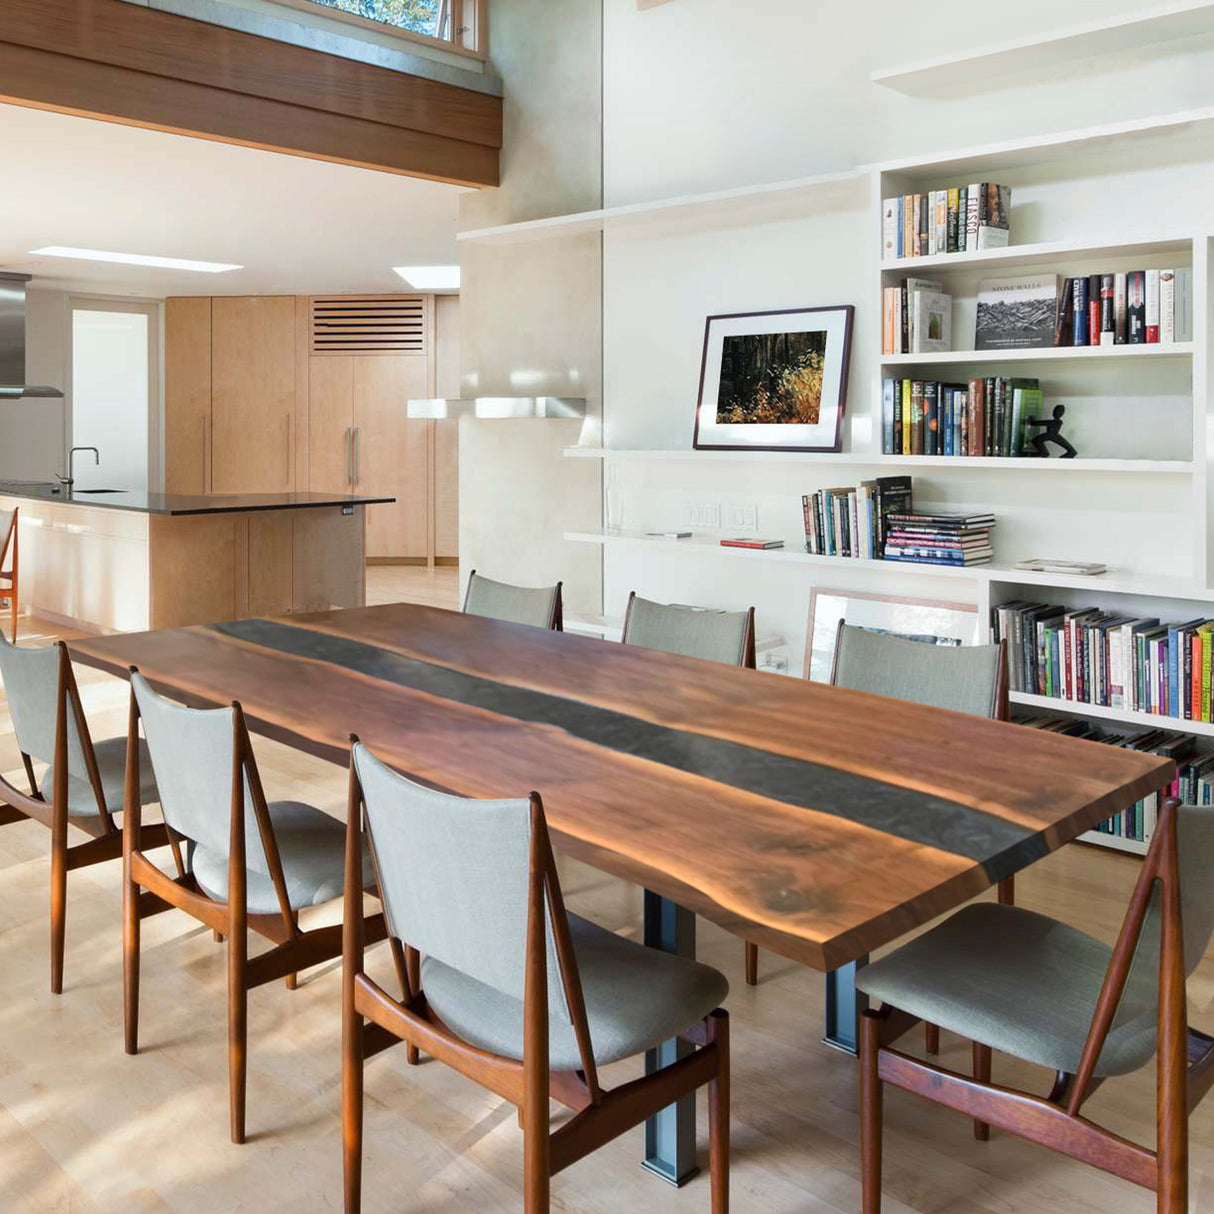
[274,0,487,62]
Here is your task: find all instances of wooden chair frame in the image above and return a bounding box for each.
[121,670,387,1144]
[744,629,1010,990]
[0,506,17,643]
[860,795,1203,1214]
[464,568,564,631]
[341,736,730,1214]
[0,640,171,993]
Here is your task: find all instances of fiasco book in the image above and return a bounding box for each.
[975,275,1058,350]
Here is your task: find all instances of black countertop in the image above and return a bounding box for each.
[0,482,395,517]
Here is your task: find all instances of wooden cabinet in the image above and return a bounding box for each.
[164,297,212,495]
[211,297,297,495]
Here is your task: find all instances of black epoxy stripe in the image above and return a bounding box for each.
[215,618,1048,881]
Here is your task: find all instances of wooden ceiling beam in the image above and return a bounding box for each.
[0,0,501,187]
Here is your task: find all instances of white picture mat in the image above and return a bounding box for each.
[805,590,982,683]
[697,309,849,447]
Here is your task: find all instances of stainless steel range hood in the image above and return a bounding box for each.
[0,273,63,399]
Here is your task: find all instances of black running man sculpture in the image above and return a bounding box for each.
[1025,404,1077,459]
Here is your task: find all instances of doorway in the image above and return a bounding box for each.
[70,300,159,491]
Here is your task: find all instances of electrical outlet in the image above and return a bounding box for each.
[724,503,758,532]
[681,502,721,528]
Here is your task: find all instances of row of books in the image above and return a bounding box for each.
[881,278,952,356]
[1054,269,1192,347]
[881,184,1010,260]
[881,376,1042,457]
[1016,713,1194,844]
[884,511,994,567]
[802,475,911,559]
[993,602,1214,721]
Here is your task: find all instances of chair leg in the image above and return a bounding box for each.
[744,942,758,987]
[342,988,364,1213]
[925,1023,939,1055]
[285,973,298,990]
[227,922,248,1145]
[213,929,224,943]
[860,1010,883,1214]
[997,876,1015,905]
[405,946,421,1066]
[972,1042,992,1141]
[49,827,67,995]
[708,1009,730,1214]
[123,871,140,1055]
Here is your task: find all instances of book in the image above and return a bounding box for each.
[1087,273,1101,347]
[881,197,898,261]
[903,195,914,260]
[1012,559,1107,575]
[909,381,925,455]
[1127,270,1146,343]
[911,289,952,353]
[932,190,948,255]
[1160,268,1176,343]
[1114,272,1127,344]
[874,475,912,556]
[1175,267,1193,341]
[924,380,940,454]
[946,187,960,253]
[1071,277,1088,347]
[1099,274,1115,346]
[1145,268,1161,343]
[975,275,1058,350]
[975,183,1011,249]
[720,538,783,549]
[881,378,897,453]
[965,183,980,251]
[1053,279,1075,346]
[645,531,692,539]
[1009,380,1042,457]
[903,276,942,349]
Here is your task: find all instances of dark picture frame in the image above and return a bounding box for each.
[692,305,855,453]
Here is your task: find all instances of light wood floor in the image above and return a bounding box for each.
[2,567,1213,1213]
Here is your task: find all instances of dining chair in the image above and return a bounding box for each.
[463,569,564,630]
[621,591,756,667]
[0,635,168,992]
[856,796,1213,1214]
[122,670,386,1145]
[342,739,731,1214]
[0,507,17,643]
[744,622,1008,1001]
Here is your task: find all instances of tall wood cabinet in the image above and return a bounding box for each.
[166,293,459,563]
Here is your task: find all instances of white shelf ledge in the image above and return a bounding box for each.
[563,448,1193,474]
[569,529,1211,599]
[882,343,1193,366]
[1011,689,1214,738]
[872,2,1214,96]
[881,232,1196,274]
[457,169,867,245]
[1076,830,1149,857]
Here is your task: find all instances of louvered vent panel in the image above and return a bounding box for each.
[310,295,428,355]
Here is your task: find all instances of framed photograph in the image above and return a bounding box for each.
[804,588,982,682]
[693,306,855,453]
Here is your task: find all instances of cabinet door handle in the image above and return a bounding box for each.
[344,427,352,485]
[353,427,359,485]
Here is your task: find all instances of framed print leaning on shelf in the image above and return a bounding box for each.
[693,305,854,452]
[805,588,982,681]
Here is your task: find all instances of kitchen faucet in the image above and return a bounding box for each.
[57,446,99,487]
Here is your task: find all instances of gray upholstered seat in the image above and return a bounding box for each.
[133,672,369,916]
[423,912,728,1069]
[859,805,1214,1078]
[0,634,159,816]
[621,593,753,665]
[833,623,1002,718]
[353,741,729,1071]
[192,800,373,915]
[463,570,561,629]
[42,737,158,818]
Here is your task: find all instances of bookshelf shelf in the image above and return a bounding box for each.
[880,233,1195,275]
[1076,830,1149,857]
[881,343,1193,367]
[1010,689,1214,739]
[564,448,1194,475]
[456,168,866,245]
[870,2,1214,97]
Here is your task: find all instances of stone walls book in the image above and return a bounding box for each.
[974,274,1059,350]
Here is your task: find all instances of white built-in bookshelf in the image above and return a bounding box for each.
[461,105,1214,860]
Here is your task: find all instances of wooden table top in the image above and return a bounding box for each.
[69,603,1174,972]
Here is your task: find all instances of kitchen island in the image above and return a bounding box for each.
[0,484,393,633]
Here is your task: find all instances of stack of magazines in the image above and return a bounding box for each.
[882,511,995,567]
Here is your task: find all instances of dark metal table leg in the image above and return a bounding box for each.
[823,956,869,1056]
[641,890,699,1186]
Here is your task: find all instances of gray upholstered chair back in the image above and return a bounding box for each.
[1109,807,1214,1043]
[0,637,89,778]
[621,594,753,666]
[132,673,274,876]
[463,571,561,629]
[0,508,14,561]
[353,742,571,1019]
[833,623,1002,719]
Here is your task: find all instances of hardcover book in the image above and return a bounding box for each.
[975,275,1058,350]
[911,289,952,353]
[1127,270,1146,343]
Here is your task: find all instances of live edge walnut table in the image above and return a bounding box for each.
[69,603,1172,1187]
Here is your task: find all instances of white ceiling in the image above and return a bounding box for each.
[0,103,467,298]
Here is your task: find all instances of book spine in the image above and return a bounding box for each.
[882,378,894,453]
[882,197,898,261]
[1176,267,1193,341]
[946,187,959,253]
[918,193,928,259]
[1087,274,1101,347]
[900,282,909,353]
[1114,271,1127,344]
[966,378,980,456]
[910,381,924,455]
[1145,268,1161,343]
[965,183,980,252]
[1071,277,1088,347]
[911,195,921,257]
[925,381,939,456]
[1127,270,1146,343]
[1161,269,1176,343]
[896,196,905,258]
[1099,274,1115,346]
